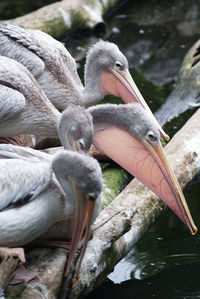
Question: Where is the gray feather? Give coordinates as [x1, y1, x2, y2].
[0, 85, 25, 118]
[0, 158, 52, 211]
[0, 24, 83, 109]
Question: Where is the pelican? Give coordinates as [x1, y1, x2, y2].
[0, 55, 94, 153]
[0, 23, 168, 141]
[18, 102, 197, 235]
[88, 103, 197, 235]
[0, 70, 196, 234]
[0, 97, 99, 278]
[0, 145, 102, 279]
[0, 101, 197, 278]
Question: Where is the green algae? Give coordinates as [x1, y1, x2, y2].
[102, 165, 129, 209]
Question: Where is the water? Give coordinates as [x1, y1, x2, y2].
[86, 262, 200, 298]
[86, 180, 200, 298]
[1, 0, 200, 297]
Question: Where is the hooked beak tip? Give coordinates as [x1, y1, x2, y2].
[191, 225, 198, 235]
[165, 134, 170, 142]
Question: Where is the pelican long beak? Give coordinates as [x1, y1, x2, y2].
[93, 127, 197, 234]
[143, 139, 197, 235]
[101, 68, 169, 142]
[75, 197, 96, 276]
[68, 133, 79, 152]
[65, 189, 96, 278]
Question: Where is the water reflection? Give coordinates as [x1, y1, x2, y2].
[108, 179, 200, 282]
[87, 262, 200, 299]
[86, 179, 200, 298]
[107, 0, 200, 86]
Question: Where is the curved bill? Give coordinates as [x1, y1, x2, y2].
[93, 126, 197, 235]
[65, 187, 96, 278]
[68, 132, 79, 152]
[101, 69, 169, 142]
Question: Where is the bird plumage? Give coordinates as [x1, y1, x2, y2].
[0, 145, 102, 248]
[0, 56, 59, 137]
[0, 55, 95, 154]
[0, 23, 168, 140]
[0, 24, 83, 109]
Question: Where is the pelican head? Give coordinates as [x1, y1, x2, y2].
[58, 105, 93, 153]
[89, 103, 197, 235]
[85, 40, 169, 141]
[52, 150, 102, 278]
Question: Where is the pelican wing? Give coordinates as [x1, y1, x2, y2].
[0, 158, 52, 211]
[0, 24, 45, 78]
[0, 84, 25, 118]
[0, 144, 51, 161]
[0, 24, 83, 88]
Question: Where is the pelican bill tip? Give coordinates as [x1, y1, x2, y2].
[165, 135, 170, 142]
[191, 225, 198, 235]
[162, 133, 170, 142]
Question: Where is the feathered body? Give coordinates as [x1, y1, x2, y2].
[0, 56, 59, 137]
[0, 24, 83, 109]
[0, 144, 102, 247]
[0, 24, 133, 109]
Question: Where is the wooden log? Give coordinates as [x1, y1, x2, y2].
[0, 256, 20, 297]
[4, 0, 121, 40]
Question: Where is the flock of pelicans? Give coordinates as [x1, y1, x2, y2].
[0, 23, 198, 283]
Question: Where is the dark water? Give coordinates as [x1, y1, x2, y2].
[1, 0, 200, 298]
[86, 179, 200, 298]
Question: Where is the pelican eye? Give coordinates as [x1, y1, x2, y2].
[146, 130, 158, 143]
[115, 61, 123, 70]
[88, 192, 97, 202]
[78, 138, 85, 151]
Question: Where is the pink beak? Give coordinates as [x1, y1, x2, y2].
[101, 68, 169, 142]
[93, 126, 197, 235]
[65, 190, 96, 278]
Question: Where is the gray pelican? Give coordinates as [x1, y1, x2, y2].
[88, 103, 197, 235]
[0, 23, 168, 141]
[18, 103, 197, 236]
[0, 55, 94, 152]
[0, 101, 197, 278]
[0, 145, 102, 279]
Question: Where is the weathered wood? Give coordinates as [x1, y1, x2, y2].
[6, 248, 67, 298]
[4, 0, 120, 39]
[0, 256, 20, 296]
[155, 39, 200, 126]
